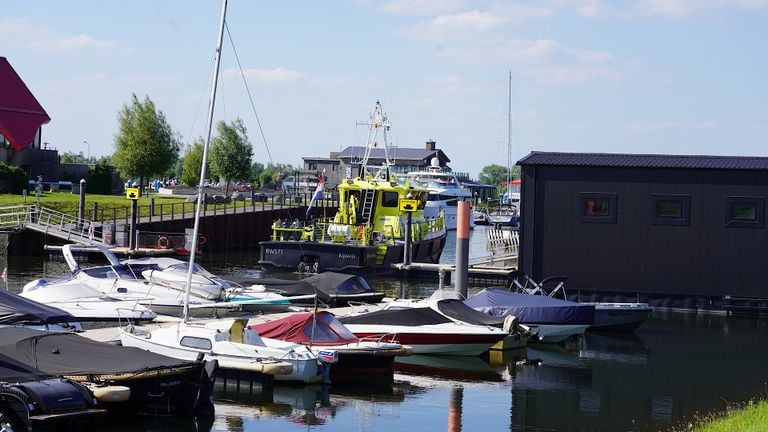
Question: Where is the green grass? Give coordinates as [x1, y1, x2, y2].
[669, 400, 768, 432]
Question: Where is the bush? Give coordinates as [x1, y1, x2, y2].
[86, 161, 115, 195]
[0, 162, 30, 194]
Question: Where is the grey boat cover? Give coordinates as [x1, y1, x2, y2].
[0, 327, 195, 376]
[464, 288, 595, 325]
[436, 299, 505, 327]
[0, 289, 78, 325]
[302, 272, 384, 304]
[339, 307, 453, 326]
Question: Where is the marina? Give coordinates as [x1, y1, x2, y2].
[2, 227, 768, 431]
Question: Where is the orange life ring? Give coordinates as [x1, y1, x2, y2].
[198, 235, 207, 245]
[157, 236, 170, 249]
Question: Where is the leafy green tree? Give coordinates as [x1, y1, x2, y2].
[0, 162, 29, 193]
[251, 161, 265, 187]
[85, 161, 115, 194]
[112, 94, 181, 190]
[181, 140, 205, 187]
[479, 164, 520, 197]
[210, 119, 253, 195]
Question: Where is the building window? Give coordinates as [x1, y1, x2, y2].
[579, 192, 617, 223]
[725, 196, 764, 228]
[332, 164, 339, 171]
[652, 194, 690, 226]
[308, 162, 317, 171]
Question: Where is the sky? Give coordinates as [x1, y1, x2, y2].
[3, 0, 768, 179]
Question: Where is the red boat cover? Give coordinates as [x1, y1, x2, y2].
[0, 57, 51, 151]
[250, 311, 359, 346]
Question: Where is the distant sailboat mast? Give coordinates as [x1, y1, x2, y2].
[183, 0, 228, 322]
[506, 69, 513, 202]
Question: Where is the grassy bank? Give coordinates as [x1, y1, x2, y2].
[0, 191, 187, 216]
[671, 400, 768, 432]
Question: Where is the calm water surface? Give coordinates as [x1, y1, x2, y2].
[1, 227, 767, 431]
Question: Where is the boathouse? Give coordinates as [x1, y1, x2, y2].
[517, 151, 768, 313]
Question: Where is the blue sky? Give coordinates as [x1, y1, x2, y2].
[3, 0, 767, 178]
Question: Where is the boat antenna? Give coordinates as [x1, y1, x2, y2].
[355, 100, 393, 179]
[183, 0, 228, 323]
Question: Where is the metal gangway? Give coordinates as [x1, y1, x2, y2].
[0, 205, 107, 245]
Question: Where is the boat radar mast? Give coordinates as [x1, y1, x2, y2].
[355, 100, 394, 180]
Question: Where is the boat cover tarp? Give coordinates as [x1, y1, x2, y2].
[0, 352, 52, 383]
[436, 299, 505, 327]
[0, 289, 78, 325]
[250, 311, 359, 346]
[0, 327, 195, 376]
[464, 288, 595, 325]
[339, 307, 453, 326]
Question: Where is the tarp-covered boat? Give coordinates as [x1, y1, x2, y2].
[0, 289, 82, 331]
[464, 288, 595, 343]
[0, 327, 215, 415]
[251, 311, 410, 380]
[338, 307, 508, 356]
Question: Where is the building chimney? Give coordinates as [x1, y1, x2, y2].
[425, 140, 436, 151]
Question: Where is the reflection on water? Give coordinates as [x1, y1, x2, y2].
[3, 239, 768, 431]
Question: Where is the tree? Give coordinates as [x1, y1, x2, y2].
[210, 118, 253, 195]
[181, 140, 205, 187]
[479, 164, 520, 197]
[112, 94, 181, 190]
[85, 161, 115, 194]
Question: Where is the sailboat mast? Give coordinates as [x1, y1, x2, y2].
[183, 0, 228, 322]
[506, 70, 513, 198]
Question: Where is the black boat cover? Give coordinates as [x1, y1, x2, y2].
[0, 327, 195, 376]
[436, 299, 506, 327]
[0, 352, 52, 383]
[339, 307, 453, 326]
[303, 272, 383, 301]
[0, 289, 78, 325]
[464, 288, 595, 325]
[235, 277, 327, 300]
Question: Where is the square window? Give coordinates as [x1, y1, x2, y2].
[725, 196, 764, 228]
[652, 194, 690, 226]
[579, 193, 617, 223]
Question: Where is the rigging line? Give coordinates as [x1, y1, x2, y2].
[187, 57, 217, 148]
[224, 21, 274, 165]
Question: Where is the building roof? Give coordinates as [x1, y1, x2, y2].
[0, 57, 51, 151]
[338, 146, 449, 163]
[518, 151, 768, 171]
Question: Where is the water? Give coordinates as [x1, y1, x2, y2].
[2, 229, 768, 431]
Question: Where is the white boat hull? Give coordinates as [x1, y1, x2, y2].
[529, 324, 590, 344]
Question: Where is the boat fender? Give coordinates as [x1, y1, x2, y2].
[503, 315, 520, 333]
[157, 236, 170, 249]
[357, 225, 365, 240]
[91, 385, 131, 403]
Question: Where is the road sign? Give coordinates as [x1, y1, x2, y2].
[125, 188, 140, 200]
[399, 198, 419, 212]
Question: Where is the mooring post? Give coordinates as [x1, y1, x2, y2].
[78, 178, 86, 229]
[455, 202, 470, 298]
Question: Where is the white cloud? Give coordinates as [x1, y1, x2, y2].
[225, 67, 307, 83]
[0, 18, 121, 52]
[524, 66, 623, 84]
[623, 120, 720, 131]
[377, 0, 468, 15]
[397, 10, 504, 41]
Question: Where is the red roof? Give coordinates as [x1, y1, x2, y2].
[0, 57, 51, 151]
[250, 311, 359, 346]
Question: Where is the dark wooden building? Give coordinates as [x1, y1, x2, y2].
[518, 152, 768, 312]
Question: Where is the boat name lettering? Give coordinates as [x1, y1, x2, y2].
[338, 253, 357, 260]
[265, 248, 283, 255]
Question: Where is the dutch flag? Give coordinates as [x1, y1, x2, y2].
[306, 170, 326, 219]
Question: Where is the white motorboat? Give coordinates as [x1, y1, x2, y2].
[59, 244, 291, 317]
[401, 158, 474, 230]
[21, 277, 157, 322]
[120, 319, 330, 383]
[250, 311, 412, 380]
[338, 306, 509, 356]
[585, 302, 652, 331]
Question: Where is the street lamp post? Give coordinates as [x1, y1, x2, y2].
[83, 140, 90, 161]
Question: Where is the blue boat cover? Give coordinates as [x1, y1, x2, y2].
[464, 288, 595, 325]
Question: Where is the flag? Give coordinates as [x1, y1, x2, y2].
[1, 267, 6, 283]
[305, 171, 326, 219]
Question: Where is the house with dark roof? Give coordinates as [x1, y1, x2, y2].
[0, 57, 62, 179]
[303, 140, 450, 187]
[518, 151, 768, 313]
